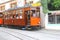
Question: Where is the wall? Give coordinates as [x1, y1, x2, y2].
[40, 6, 45, 27]
[17, 0, 25, 7]
[45, 12, 60, 30]
[0, 0, 41, 11]
[0, 0, 9, 4]
[5, 3, 10, 10]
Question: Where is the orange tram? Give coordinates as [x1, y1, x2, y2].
[0, 6, 41, 30]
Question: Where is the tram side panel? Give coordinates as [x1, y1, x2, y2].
[3, 12, 9, 26]
[0, 13, 3, 26]
[4, 11, 13, 25]
[8, 10, 15, 25]
[13, 8, 26, 26]
[30, 17, 41, 26]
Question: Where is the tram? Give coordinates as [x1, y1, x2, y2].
[1, 6, 41, 30]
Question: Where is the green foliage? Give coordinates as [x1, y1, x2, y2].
[48, 0, 60, 10]
[47, 0, 51, 3]
[52, 0, 60, 9]
[41, 0, 48, 13]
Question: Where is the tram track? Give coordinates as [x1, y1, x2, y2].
[0, 30, 23, 40]
[11, 29, 60, 39]
[4, 27, 60, 40]
[0, 27, 39, 40]
[32, 30, 60, 39]
[0, 29, 23, 40]
[0, 27, 60, 40]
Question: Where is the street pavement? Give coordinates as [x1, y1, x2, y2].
[0, 27, 60, 40]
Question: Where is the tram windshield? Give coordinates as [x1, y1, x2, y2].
[31, 7, 40, 17]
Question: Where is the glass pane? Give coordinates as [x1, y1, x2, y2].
[48, 13, 55, 24]
[57, 15, 60, 24]
[20, 10, 23, 15]
[36, 7, 40, 17]
[0, 13, 3, 18]
[31, 10, 37, 17]
[31, 7, 40, 17]
[36, 11, 40, 17]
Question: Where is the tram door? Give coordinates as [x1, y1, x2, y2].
[25, 11, 30, 25]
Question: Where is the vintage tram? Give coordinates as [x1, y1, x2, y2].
[1, 6, 41, 30]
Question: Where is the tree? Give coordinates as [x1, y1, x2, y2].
[48, 0, 60, 10]
[41, 0, 48, 13]
[52, 0, 60, 9]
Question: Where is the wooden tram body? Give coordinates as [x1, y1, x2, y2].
[1, 6, 41, 29]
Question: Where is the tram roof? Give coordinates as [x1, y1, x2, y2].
[2, 6, 30, 12]
[2, 5, 40, 12]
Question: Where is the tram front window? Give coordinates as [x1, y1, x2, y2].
[31, 10, 40, 17]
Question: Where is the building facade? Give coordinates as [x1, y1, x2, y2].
[0, 0, 25, 12]
[0, 0, 41, 11]
[44, 0, 60, 30]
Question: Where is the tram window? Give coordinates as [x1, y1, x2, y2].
[16, 14, 18, 17]
[9, 11, 14, 19]
[0, 13, 3, 18]
[20, 10, 23, 15]
[31, 10, 36, 17]
[20, 10, 23, 13]
[7, 12, 12, 19]
[16, 10, 23, 19]
[16, 14, 19, 19]
[17, 10, 23, 15]
[9, 14, 13, 19]
[5, 15, 8, 19]
[31, 10, 40, 17]
[19, 10, 23, 19]
[4, 12, 9, 19]
[36, 7, 40, 17]
[36, 10, 40, 17]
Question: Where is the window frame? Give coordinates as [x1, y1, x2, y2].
[10, 2, 17, 8]
[0, 5, 5, 11]
[48, 13, 60, 24]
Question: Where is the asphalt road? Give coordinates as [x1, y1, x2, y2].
[0, 27, 60, 40]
